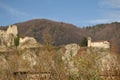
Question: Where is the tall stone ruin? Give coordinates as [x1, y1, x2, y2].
[0, 25, 18, 47]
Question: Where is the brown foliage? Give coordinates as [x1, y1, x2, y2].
[1, 19, 120, 49]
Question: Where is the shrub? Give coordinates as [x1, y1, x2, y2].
[80, 37, 88, 47]
[14, 35, 20, 47]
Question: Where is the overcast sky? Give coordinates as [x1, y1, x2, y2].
[0, 0, 120, 27]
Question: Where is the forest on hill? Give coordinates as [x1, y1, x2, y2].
[0, 19, 120, 52]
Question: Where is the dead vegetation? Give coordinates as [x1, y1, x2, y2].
[0, 31, 119, 80]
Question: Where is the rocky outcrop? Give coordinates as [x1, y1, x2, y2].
[99, 53, 119, 71]
[0, 55, 8, 70]
[19, 37, 40, 49]
[20, 37, 37, 43]
[62, 43, 80, 75]
[19, 49, 37, 71]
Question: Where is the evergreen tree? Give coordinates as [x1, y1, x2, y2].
[80, 37, 88, 47]
[14, 35, 19, 47]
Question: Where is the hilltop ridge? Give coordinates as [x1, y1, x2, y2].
[15, 19, 84, 46]
[0, 19, 120, 52]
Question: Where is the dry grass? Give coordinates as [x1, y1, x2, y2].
[0, 46, 119, 80]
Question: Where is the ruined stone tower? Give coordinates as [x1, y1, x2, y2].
[7, 25, 18, 36]
[0, 25, 18, 47]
